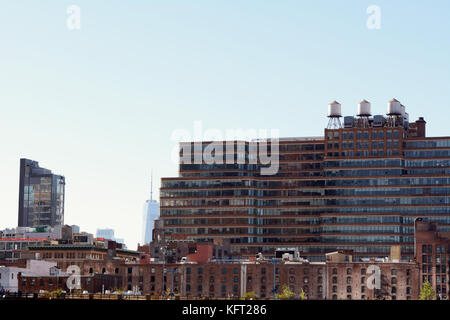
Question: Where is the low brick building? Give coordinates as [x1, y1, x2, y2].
[123, 250, 419, 299]
[415, 218, 450, 299]
[325, 251, 419, 300]
[17, 273, 123, 294]
[26, 241, 141, 277]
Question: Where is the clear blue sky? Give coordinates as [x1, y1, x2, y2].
[1, 1, 450, 249]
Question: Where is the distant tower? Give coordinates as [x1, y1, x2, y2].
[142, 172, 159, 244]
[327, 101, 342, 129]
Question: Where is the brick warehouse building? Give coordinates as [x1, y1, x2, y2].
[14, 221, 446, 299]
[18, 273, 122, 294]
[124, 250, 419, 300]
[15, 231, 433, 299]
[15, 250, 419, 299]
[325, 251, 419, 300]
[415, 218, 449, 298]
[159, 99, 450, 261]
[25, 242, 141, 276]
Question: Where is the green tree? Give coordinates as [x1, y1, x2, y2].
[50, 289, 63, 298]
[276, 284, 296, 300]
[299, 289, 307, 300]
[419, 280, 436, 300]
[242, 291, 256, 300]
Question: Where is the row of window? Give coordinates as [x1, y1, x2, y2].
[422, 244, 447, 254]
[162, 177, 450, 189]
[163, 196, 450, 207]
[328, 140, 400, 150]
[328, 130, 401, 140]
[162, 187, 450, 198]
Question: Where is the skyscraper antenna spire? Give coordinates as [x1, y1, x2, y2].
[150, 170, 153, 201]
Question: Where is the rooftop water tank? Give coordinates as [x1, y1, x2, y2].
[387, 98, 402, 115]
[328, 100, 342, 117]
[357, 99, 371, 116]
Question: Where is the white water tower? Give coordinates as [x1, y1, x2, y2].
[357, 99, 371, 128]
[387, 98, 402, 116]
[327, 100, 342, 129]
[387, 98, 403, 127]
[358, 99, 372, 117]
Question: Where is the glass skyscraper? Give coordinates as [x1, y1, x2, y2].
[18, 159, 65, 228]
[142, 199, 159, 244]
[142, 175, 159, 244]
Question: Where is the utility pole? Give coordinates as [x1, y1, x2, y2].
[167, 269, 177, 300]
[269, 258, 279, 300]
[160, 244, 167, 298]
